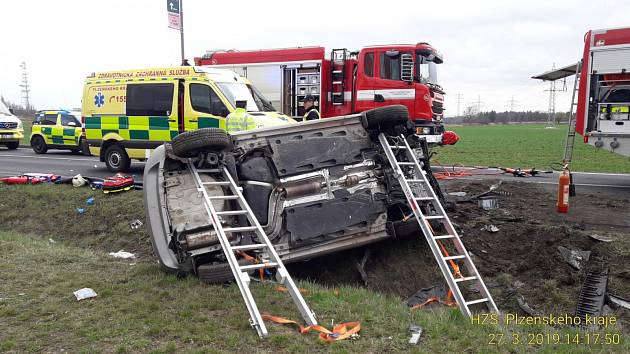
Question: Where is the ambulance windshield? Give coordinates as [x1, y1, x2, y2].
[217, 82, 276, 112]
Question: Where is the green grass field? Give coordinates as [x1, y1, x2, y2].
[0, 184, 627, 353]
[435, 124, 630, 173]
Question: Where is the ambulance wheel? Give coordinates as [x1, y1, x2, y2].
[104, 144, 131, 172]
[171, 128, 231, 158]
[6, 141, 19, 150]
[360, 105, 410, 129]
[31, 136, 47, 154]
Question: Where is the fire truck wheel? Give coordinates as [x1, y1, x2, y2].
[360, 105, 410, 130]
[171, 128, 232, 158]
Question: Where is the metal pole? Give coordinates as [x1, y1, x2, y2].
[179, 0, 185, 63]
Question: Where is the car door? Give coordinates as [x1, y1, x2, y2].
[40, 113, 59, 144]
[60, 113, 81, 146]
[372, 49, 415, 111]
[186, 82, 230, 131]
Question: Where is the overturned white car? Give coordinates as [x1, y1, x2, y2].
[143, 106, 445, 282]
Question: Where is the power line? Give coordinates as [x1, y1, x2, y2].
[19, 61, 31, 110]
[506, 96, 519, 111]
[456, 93, 463, 117]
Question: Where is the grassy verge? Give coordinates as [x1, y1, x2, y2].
[1, 184, 628, 352]
[1, 231, 626, 353]
[436, 124, 630, 173]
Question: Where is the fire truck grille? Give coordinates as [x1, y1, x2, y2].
[432, 101, 444, 114]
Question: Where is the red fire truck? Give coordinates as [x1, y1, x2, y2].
[194, 44, 447, 143]
[534, 26, 630, 160]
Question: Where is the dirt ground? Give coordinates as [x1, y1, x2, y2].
[290, 179, 630, 331]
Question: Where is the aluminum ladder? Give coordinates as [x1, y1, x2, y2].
[378, 133, 498, 317]
[563, 61, 582, 163]
[188, 161, 317, 337]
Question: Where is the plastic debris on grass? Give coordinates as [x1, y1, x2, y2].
[73, 288, 97, 301]
[109, 250, 136, 259]
[130, 219, 143, 230]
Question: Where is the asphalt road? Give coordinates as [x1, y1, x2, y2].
[1, 147, 629, 198]
[0, 147, 145, 181]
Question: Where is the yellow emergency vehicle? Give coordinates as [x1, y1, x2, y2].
[30, 110, 86, 154]
[82, 66, 294, 172]
[0, 101, 23, 150]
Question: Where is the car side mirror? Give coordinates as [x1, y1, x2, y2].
[401, 53, 414, 83]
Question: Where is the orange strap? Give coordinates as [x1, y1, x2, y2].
[275, 285, 308, 295]
[262, 314, 360, 342]
[236, 250, 265, 280]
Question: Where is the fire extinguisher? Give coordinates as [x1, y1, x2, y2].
[557, 167, 570, 213]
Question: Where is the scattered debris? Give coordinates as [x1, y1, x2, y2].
[408, 324, 423, 345]
[109, 250, 136, 259]
[576, 257, 608, 323]
[86, 197, 95, 206]
[72, 174, 87, 187]
[478, 196, 499, 210]
[607, 294, 630, 310]
[516, 294, 538, 316]
[103, 173, 135, 194]
[73, 288, 98, 301]
[76, 208, 86, 215]
[130, 219, 143, 230]
[48, 238, 55, 243]
[447, 191, 467, 197]
[481, 224, 499, 233]
[407, 285, 449, 308]
[18, 293, 25, 296]
[589, 234, 615, 243]
[557, 246, 591, 270]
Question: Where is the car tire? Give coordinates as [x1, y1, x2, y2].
[171, 128, 231, 158]
[6, 141, 19, 150]
[30, 135, 47, 154]
[360, 105, 410, 130]
[104, 144, 131, 172]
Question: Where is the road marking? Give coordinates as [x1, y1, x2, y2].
[572, 171, 630, 177]
[0, 154, 97, 162]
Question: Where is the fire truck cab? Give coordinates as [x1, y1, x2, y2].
[195, 44, 446, 143]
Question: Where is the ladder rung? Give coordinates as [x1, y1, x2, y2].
[332, 70, 343, 73]
[465, 298, 489, 306]
[332, 92, 343, 96]
[415, 197, 434, 201]
[407, 179, 426, 183]
[207, 195, 239, 200]
[232, 244, 268, 251]
[433, 235, 455, 240]
[215, 210, 249, 216]
[332, 81, 343, 84]
[332, 103, 344, 105]
[398, 162, 416, 166]
[455, 276, 478, 283]
[223, 226, 258, 233]
[443, 255, 466, 260]
[389, 145, 408, 150]
[203, 181, 230, 186]
[425, 215, 445, 220]
[196, 169, 220, 173]
[240, 262, 278, 271]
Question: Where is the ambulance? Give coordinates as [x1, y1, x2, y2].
[0, 100, 23, 150]
[82, 66, 294, 172]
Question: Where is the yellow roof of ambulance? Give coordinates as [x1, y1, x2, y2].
[86, 66, 248, 84]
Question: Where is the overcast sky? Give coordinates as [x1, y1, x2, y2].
[1, 0, 628, 116]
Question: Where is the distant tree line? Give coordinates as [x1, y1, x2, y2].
[445, 111, 570, 125]
[0, 97, 36, 117]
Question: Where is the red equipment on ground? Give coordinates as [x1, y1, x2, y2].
[557, 169, 570, 213]
[102, 173, 135, 194]
[195, 44, 454, 144]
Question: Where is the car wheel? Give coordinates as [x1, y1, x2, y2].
[171, 128, 231, 158]
[6, 141, 19, 150]
[30, 136, 47, 154]
[104, 144, 131, 172]
[360, 105, 410, 129]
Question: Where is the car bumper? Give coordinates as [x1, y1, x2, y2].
[413, 120, 443, 144]
[0, 130, 24, 142]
